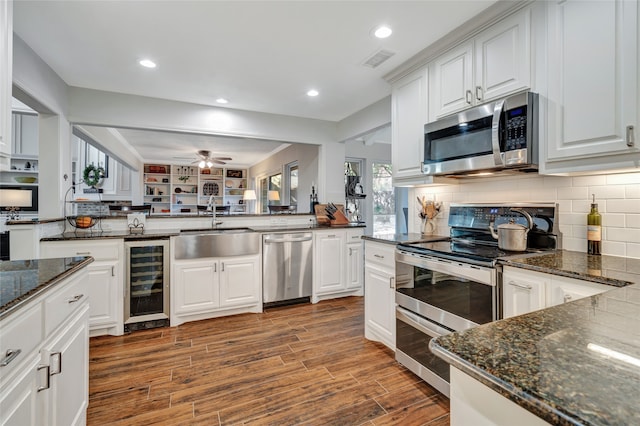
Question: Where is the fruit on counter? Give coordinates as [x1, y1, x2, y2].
[75, 216, 92, 228]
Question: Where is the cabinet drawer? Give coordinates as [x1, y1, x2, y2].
[0, 302, 42, 379]
[365, 242, 396, 269]
[41, 240, 120, 261]
[43, 272, 88, 336]
[346, 229, 364, 242]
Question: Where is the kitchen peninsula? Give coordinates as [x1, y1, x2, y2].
[431, 253, 640, 426]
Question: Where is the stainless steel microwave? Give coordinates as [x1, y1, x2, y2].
[422, 91, 539, 176]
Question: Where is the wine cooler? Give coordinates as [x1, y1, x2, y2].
[124, 238, 170, 332]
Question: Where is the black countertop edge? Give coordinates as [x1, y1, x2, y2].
[428, 342, 583, 426]
[6, 218, 65, 225]
[362, 233, 450, 245]
[40, 224, 366, 241]
[0, 256, 94, 320]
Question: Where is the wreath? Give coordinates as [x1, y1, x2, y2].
[82, 164, 105, 187]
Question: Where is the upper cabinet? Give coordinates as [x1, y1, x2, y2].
[543, 0, 639, 173]
[11, 112, 39, 157]
[391, 68, 428, 184]
[0, 0, 13, 168]
[429, 8, 531, 121]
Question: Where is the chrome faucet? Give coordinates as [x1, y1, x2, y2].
[207, 196, 221, 228]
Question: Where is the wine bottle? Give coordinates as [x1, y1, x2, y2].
[587, 194, 601, 255]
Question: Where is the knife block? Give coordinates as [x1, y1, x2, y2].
[314, 204, 350, 226]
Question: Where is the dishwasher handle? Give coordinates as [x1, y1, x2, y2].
[264, 235, 313, 244]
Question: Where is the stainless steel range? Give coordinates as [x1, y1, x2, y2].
[394, 203, 560, 397]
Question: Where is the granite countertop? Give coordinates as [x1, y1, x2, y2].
[502, 250, 640, 287]
[362, 233, 450, 245]
[431, 251, 640, 425]
[1, 256, 94, 319]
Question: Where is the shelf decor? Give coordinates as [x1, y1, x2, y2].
[226, 169, 243, 178]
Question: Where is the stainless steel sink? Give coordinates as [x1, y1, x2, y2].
[175, 229, 259, 259]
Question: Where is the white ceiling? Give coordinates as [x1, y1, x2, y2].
[12, 1, 497, 164]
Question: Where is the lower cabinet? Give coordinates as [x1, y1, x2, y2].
[502, 266, 611, 318]
[40, 240, 123, 336]
[312, 228, 364, 303]
[0, 267, 90, 426]
[363, 240, 397, 350]
[172, 254, 261, 326]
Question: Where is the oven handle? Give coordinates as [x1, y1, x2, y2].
[396, 306, 452, 338]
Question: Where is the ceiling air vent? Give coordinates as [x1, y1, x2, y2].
[362, 49, 395, 69]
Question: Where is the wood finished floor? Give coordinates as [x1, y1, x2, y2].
[88, 297, 450, 425]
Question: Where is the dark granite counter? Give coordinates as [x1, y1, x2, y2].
[502, 250, 640, 287]
[362, 233, 449, 245]
[1, 256, 94, 319]
[431, 251, 640, 425]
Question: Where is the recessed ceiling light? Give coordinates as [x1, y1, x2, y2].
[307, 89, 319, 97]
[139, 59, 156, 68]
[216, 98, 229, 104]
[373, 26, 392, 39]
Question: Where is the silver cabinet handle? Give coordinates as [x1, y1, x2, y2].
[67, 294, 84, 303]
[37, 364, 50, 392]
[328, 234, 336, 238]
[221, 263, 225, 272]
[465, 90, 472, 104]
[214, 263, 217, 273]
[627, 125, 635, 147]
[351, 235, 361, 239]
[389, 276, 395, 289]
[50, 352, 62, 375]
[76, 251, 91, 255]
[0, 349, 22, 367]
[111, 266, 115, 277]
[349, 248, 352, 256]
[373, 254, 384, 259]
[508, 281, 532, 290]
[475, 86, 483, 101]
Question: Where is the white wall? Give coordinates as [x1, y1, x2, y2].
[337, 96, 391, 143]
[411, 172, 640, 258]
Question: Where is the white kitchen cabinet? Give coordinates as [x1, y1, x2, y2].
[430, 8, 531, 120]
[312, 228, 364, 303]
[40, 240, 124, 336]
[0, 0, 12, 167]
[11, 112, 39, 157]
[172, 254, 261, 326]
[502, 267, 548, 318]
[391, 68, 428, 184]
[502, 266, 612, 318]
[219, 255, 261, 307]
[346, 230, 363, 290]
[548, 275, 610, 307]
[364, 240, 397, 350]
[42, 305, 90, 426]
[0, 267, 90, 426]
[544, 0, 639, 173]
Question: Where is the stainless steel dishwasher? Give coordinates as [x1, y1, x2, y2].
[262, 232, 313, 307]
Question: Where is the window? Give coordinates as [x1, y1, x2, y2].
[285, 162, 298, 206]
[259, 172, 282, 213]
[372, 162, 395, 234]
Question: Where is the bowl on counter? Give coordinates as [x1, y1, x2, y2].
[14, 176, 37, 184]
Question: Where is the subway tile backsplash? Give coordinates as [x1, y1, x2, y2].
[412, 171, 640, 259]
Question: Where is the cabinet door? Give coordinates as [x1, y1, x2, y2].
[0, 0, 11, 160]
[314, 232, 346, 294]
[87, 261, 120, 329]
[0, 355, 41, 426]
[364, 263, 395, 349]
[174, 260, 219, 314]
[346, 242, 363, 290]
[430, 42, 473, 119]
[17, 114, 38, 157]
[502, 269, 547, 318]
[219, 255, 260, 308]
[392, 69, 427, 180]
[474, 8, 530, 103]
[43, 306, 89, 426]
[549, 276, 610, 306]
[546, 0, 638, 163]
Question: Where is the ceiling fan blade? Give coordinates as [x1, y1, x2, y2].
[212, 159, 227, 165]
[214, 157, 232, 161]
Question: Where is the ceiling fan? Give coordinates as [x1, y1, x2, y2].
[175, 150, 232, 167]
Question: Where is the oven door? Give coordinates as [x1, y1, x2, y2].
[395, 250, 498, 331]
[396, 305, 452, 397]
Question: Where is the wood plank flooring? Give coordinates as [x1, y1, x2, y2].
[88, 297, 450, 425]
